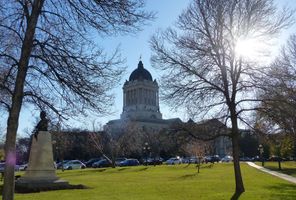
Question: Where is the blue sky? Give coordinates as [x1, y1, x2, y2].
[1, 0, 296, 137]
[11, 0, 191, 135]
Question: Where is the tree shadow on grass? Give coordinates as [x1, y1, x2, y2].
[201, 164, 214, 169]
[278, 169, 296, 177]
[135, 167, 148, 172]
[183, 164, 191, 168]
[264, 183, 296, 200]
[182, 163, 214, 169]
[176, 173, 198, 180]
[117, 167, 129, 171]
[94, 168, 107, 173]
[265, 167, 296, 177]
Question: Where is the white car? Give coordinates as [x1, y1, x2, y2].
[221, 155, 233, 162]
[19, 164, 28, 171]
[165, 157, 182, 165]
[63, 160, 86, 170]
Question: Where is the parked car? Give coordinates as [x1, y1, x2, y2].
[63, 160, 86, 170]
[0, 162, 22, 171]
[204, 155, 220, 163]
[14, 164, 20, 171]
[56, 160, 70, 169]
[239, 157, 252, 161]
[92, 159, 112, 168]
[85, 158, 102, 168]
[165, 157, 182, 165]
[118, 159, 140, 167]
[143, 158, 163, 165]
[181, 157, 190, 164]
[189, 157, 200, 164]
[251, 156, 260, 162]
[221, 155, 233, 162]
[115, 158, 127, 166]
[19, 163, 28, 171]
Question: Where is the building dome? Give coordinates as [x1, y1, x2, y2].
[129, 61, 153, 81]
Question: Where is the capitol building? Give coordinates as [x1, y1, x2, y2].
[104, 60, 181, 134]
[104, 60, 231, 157]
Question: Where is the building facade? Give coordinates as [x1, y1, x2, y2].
[104, 61, 180, 136]
[121, 61, 162, 120]
[104, 60, 231, 158]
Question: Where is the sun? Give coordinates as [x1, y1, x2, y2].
[235, 37, 268, 61]
[235, 38, 257, 59]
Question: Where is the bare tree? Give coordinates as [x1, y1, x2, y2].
[257, 34, 296, 157]
[89, 132, 113, 166]
[116, 122, 144, 158]
[88, 120, 113, 165]
[0, 69, 11, 111]
[184, 140, 211, 173]
[150, 0, 292, 197]
[0, 1, 154, 199]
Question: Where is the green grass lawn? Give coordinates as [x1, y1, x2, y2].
[256, 161, 296, 177]
[3, 163, 296, 200]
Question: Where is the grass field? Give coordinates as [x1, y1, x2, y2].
[2, 163, 296, 200]
[256, 161, 296, 177]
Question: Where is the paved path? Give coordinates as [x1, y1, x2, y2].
[246, 162, 296, 184]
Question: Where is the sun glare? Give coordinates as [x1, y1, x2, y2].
[235, 38, 259, 59]
[234, 36, 273, 64]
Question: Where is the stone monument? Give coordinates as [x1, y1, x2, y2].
[16, 111, 69, 191]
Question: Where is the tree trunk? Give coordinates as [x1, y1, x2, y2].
[230, 106, 245, 197]
[293, 136, 296, 160]
[278, 159, 282, 170]
[2, 1, 44, 199]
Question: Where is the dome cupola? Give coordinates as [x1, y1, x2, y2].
[129, 61, 153, 81]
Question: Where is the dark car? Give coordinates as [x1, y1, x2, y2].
[85, 158, 101, 168]
[143, 158, 163, 165]
[115, 158, 127, 166]
[92, 159, 112, 168]
[119, 159, 140, 167]
[239, 157, 252, 161]
[211, 155, 220, 162]
[189, 157, 199, 164]
[205, 155, 220, 163]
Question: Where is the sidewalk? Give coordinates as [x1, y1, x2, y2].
[246, 162, 296, 184]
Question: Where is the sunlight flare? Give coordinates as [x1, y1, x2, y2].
[235, 37, 268, 61]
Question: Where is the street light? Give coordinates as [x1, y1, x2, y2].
[258, 144, 264, 167]
[143, 142, 150, 166]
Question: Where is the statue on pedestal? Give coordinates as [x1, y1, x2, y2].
[16, 110, 71, 192]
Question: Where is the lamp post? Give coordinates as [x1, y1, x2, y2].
[143, 142, 150, 166]
[258, 144, 264, 167]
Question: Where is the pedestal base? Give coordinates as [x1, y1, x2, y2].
[20, 131, 57, 181]
[15, 179, 87, 193]
[15, 179, 68, 192]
